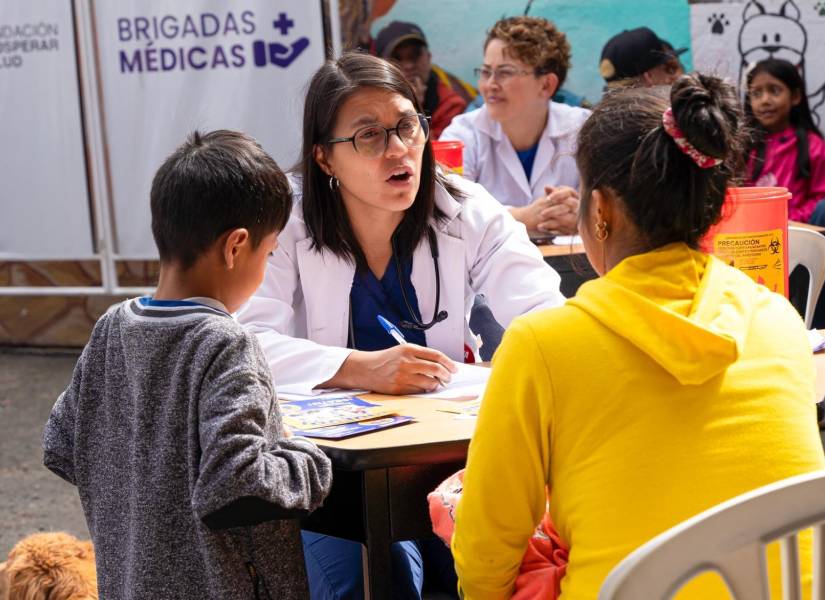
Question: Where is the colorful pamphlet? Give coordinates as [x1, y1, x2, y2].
[280, 396, 395, 430]
[436, 398, 482, 418]
[293, 415, 415, 440]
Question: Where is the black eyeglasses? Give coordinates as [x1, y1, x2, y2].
[327, 114, 430, 158]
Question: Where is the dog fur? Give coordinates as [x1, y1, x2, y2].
[0, 532, 97, 600]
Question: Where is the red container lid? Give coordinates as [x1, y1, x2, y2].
[431, 140, 464, 169]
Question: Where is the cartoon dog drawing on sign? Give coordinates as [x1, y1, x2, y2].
[738, 0, 806, 69]
[737, 0, 825, 121]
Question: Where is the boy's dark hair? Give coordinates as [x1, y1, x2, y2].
[576, 73, 744, 249]
[300, 51, 456, 268]
[150, 130, 291, 269]
[745, 58, 822, 182]
[485, 16, 571, 89]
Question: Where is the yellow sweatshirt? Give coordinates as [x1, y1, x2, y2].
[453, 243, 825, 599]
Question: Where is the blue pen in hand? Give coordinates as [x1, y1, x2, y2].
[377, 314, 407, 345]
[377, 314, 447, 386]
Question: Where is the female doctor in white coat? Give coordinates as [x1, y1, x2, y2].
[237, 51, 564, 600]
[441, 16, 590, 235]
[239, 52, 563, 398]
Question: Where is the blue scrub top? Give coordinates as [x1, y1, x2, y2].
[348, 256, 427, 351]
[516, 143, 539, 180]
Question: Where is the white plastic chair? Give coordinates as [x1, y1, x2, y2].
[789, 226, 825, 328]
[598, 470, 825, 600]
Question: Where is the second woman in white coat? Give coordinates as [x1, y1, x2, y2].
[238, 52, 564, 398]
[441, 16, 590, 235]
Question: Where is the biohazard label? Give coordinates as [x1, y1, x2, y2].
[713, 229, 784, 295]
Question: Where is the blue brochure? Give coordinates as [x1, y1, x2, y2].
[292, 415, 415, 440]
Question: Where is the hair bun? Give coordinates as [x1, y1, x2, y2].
[669, 73, 742, 163]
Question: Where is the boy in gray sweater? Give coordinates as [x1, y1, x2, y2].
[43, 130, 332, 600]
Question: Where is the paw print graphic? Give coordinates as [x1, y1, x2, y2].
[817, 1, 825, 16]
[708, 13, 731, 35]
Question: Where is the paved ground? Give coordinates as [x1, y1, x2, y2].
[0, 348, 88, 557]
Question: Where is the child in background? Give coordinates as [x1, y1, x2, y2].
[43, 130, 332, 600]
[745, 58, 825, 224]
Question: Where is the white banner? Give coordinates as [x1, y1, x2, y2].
[93, 0, 327, 257]
[690, 0, 825, 125]
[0, 1, 94, 258]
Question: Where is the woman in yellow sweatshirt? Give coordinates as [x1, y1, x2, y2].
[452, 73, 825, 599]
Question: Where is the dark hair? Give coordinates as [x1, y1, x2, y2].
[300, 51, 453, 266]
[150, 130, 291, 269]
[745, 58, 822, 181]
[484, 16, 571, 88]
[576, 73, 744, 249]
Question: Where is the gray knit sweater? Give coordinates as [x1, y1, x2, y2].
[43, 297, 332, 599]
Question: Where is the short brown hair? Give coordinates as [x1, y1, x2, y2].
[484, 16, 572, 88]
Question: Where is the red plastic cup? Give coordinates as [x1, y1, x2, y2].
[701, 187, 790, 297]
[432, 140, 464, 175]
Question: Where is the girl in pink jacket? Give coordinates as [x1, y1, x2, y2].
[745, 58, 825, 224]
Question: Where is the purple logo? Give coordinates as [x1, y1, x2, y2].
[252, 12, 309, 68]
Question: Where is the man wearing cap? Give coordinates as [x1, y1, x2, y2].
[376, 21, 478, 138]
[600, 27, 686, 88]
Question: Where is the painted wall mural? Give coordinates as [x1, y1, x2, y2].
[338, 0, 397, 51]
[363, 0, 692, 105]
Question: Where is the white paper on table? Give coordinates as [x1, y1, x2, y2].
[409, 363, 491, 399]
[277, 388, 369, 402]
[808, 329, 825, 353]
[551, 235, 582, 246]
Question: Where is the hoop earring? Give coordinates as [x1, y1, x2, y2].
[328, 176, 339, 191]
[595, 220, 609, 242]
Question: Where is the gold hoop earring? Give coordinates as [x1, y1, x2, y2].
[595, 220, 609, 242]
[328, 176, 340, 191]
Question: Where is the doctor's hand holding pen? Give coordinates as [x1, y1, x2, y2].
[322, 315, 458, 395]
[321, 344, 457, 395]
[511, 185, 579, 235]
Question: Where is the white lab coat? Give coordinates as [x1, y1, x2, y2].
[440, 100, 591, 207]
[236, 174, 565, 395]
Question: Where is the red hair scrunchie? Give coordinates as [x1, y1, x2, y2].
[662, 107, 723, 169]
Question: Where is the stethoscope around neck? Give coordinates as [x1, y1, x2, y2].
[393, 225, 448, 331]
[348, 225, 448, 349]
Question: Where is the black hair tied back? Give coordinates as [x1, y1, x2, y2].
[576, 73, 744, 251]
[669, 73, 740, 167]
